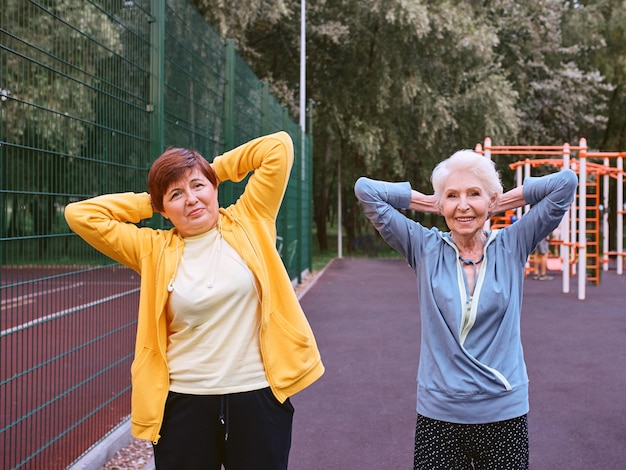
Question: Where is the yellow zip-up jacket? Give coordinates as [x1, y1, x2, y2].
[64, 131, 324, 443]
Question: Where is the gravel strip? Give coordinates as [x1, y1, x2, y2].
[102, 438, 154, 470]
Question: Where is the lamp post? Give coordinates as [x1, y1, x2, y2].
[300, 0, 306, 136]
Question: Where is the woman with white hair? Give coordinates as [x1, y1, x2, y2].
[354, 150, 577, 469]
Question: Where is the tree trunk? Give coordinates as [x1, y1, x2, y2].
[314, 134, 334, 251]
[601, 84, 625, 150]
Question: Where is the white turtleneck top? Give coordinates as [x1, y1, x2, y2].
[166, 227, 269, 394]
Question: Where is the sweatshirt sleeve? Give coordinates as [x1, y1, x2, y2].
[354, 177, 416, 258]
[522, 169, 578, 210]
[513, 169, 578, 255]
[212, 131, 294, 221]
[354, 177, 412, 226]
[64, 192, 154, 271]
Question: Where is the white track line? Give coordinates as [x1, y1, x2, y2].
[1, 282, 84, 307]
[0, 288, 140, 337]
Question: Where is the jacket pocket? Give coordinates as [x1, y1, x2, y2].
[264, 310, 316, 387]
[130, 347, 169, 426]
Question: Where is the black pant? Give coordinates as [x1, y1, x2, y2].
[153, 387, 294, 470]
[414, 414, 529, 470]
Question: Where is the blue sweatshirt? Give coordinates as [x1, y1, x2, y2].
[354, 169, 577, 424]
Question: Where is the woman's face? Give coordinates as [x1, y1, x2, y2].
[159, 168, 219, 237]
[439, 171, 495, 238]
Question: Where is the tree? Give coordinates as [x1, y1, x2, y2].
[489, 0, 611, 146]
[562, 0, 626, 150]
[190, 0, 617, 252]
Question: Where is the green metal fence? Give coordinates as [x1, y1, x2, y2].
[0, 1, 312, 468]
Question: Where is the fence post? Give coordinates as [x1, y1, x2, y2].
[147, 0, 165, 229]
[224, 39, 236, 150]
[221, 39, 236, 205]
[261, 82, 270, 135]
[281, 108, 291, 277]
[295, 116, 303, 282]
[306, 98, 314, 274]
[149, 0, 165, 160]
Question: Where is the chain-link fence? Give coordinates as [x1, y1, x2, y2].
[0, 1, 312, 468]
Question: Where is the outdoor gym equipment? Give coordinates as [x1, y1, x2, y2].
[475, 137, 626, 300]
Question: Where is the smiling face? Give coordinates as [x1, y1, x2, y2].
[158, 168, 219, 238]
[440, 171, 496, 239]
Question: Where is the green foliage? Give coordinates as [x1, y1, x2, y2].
[2, 1, 124, 158]
[562, 0, 626, 149]
[190, 0, 619, 251]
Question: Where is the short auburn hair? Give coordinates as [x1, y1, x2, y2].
[148, 147, 218, 212]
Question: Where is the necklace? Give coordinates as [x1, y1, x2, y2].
[451, 231, 486, 264]
[458, 253, 484, 265]
[459, 253, 484, 287]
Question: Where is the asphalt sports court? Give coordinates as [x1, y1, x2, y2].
[289, 257, 626, 470]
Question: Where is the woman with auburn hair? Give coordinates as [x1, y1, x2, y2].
[65, 132, 324, 470]
[355, 150, 577, 469]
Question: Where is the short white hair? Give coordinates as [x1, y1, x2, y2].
[431, 150, 503, 204]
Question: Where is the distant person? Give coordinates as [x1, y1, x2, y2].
[354, 150, 577, 469]
[65, 132, 324, 469]
[533, 236, 553, 280]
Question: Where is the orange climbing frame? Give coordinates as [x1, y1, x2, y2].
[474, 138, 626, 300]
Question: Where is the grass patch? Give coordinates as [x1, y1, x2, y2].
[311, 225, 401, 273]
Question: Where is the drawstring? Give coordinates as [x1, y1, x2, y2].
[167, 238, 180, 292]
[168, 223, 222, 292]
[219, 395, 229, 441]
[207, 223, 222, 289]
